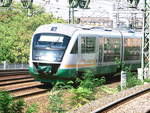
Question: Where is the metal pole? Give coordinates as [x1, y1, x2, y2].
[69, 7, 71, 24]
[121, 71, 126, 90]
[141, 0, 150, 79]
[72, 7, 74, 24]
[141, 0, 146, 79]
[148, 9, 150, 79]
[3, 61, 6, 70]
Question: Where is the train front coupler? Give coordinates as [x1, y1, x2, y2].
[37, 65, 52, 74]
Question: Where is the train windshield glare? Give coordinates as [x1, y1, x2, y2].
[32, 33, 70, 62]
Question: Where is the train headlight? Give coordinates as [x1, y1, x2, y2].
[39, 54, 56, 62]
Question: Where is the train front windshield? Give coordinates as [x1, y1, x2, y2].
[32, 33, 70, 62]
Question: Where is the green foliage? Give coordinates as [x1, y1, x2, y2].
[115, 58, 143, 89]
[0, 0, 12, 7]
[125, 67, 143, 88]
[48, 92, 65, 113]
[70, 87, 93, 108]
[126, 75, 143, 88]
[76, 70, 106, 90]
[0, 91, 25, 113]
[100, 86, 118, 94]
[0, 91, 13, 113]
[21, 0, 33, 9]
[52, 81, 74, 91]
[26, 103, 39, 113]
[70, 70, 105, 108]
[127, 0, 140, 5]
[115, 57, 125, 70]
[0, 3, 65, 63]
[144, 78, 150, 83]
[69, 0, 78, 8]
[117, 85, 121, 91]
[49, 70, 106, 110]
[10, 99, 25, 113]
[69, 0, 90, 8]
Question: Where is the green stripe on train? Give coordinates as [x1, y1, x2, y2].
[28, 63, 140, 82]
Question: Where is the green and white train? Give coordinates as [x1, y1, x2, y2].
[29, 23, 142, 83]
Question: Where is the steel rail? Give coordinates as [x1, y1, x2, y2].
[0, 76, 32, 82]
[0, 69, 50, 99]
[11, 84, 51, 99]
[0, 78, 34, 86]
[0, 69, 29, 76]
[0, 69, 28, 71]
[13, 89, 49, 99]
[7, 84, 43, 93]
[92, 87, 150, 113]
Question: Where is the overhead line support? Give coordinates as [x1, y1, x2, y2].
[141, 0, 150, 79]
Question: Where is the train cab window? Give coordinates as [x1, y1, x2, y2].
[71, 39, 78, 54]
[81, 37, 96, 53]
[103, 37, 121, 62]
[124, 38, 141, 60]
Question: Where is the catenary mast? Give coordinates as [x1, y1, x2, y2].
[141, 0, 150, 79]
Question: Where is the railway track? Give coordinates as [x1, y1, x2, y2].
[0, 69, 29, 76]
[0, 69, 50, 99]
[92, 87, 150, 113]
[0, 70, 120, 99]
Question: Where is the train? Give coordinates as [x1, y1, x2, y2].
[29, 23, 142, 83]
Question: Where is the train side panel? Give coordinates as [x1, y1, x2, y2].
[29, 24, 142, 84]
[57, 31, 98, 78]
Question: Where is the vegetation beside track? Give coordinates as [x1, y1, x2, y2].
[0, 3, 65, 63]
[0, 69, 149, 113]
[0, 91, 25, 113]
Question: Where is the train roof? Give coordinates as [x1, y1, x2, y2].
[34, 23, 142, 38]
[34, 23, 91, 37]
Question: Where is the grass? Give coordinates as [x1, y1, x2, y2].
[1, 67, 149, 113]
[26, 103, 39, 113]
[48, 91, 66, 113]
[0, 91, 25, 113]
[100, 86, 118, 95]
[144, 78, 150, 83]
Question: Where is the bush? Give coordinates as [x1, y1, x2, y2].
[115, 58, 143, 89]
[48, 92, 65, 113]
[0, 3, 65, 63]
[100, 86, 118, 94]
[11, 99, 25, 113]
[125, 67, 143, 88]
[48, 70, 106, 110]
[144, 78, 150, 83]
[70, 87, 94, 108]
[76, 70, 106, 90]
[0, 91, 25, 113]
[26, 103, 39, 113]
[0, 91, 13, 113]
[52, 81, 74, 91]
[70, 70, 105, 108]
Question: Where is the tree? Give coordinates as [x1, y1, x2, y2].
[69, 0, 90, 9]
[78, 0, 90, 9]
[127, 0, 140, 8]
[0, 0, 12, 7]
[69, 0, 78, 8]
[0, 4, 65, 63]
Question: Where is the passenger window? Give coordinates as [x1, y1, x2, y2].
[103, 37, 121, 62]
[81, 37, 96, 53]
[71, 39, 78, 54]
[124, 38, 141, 60]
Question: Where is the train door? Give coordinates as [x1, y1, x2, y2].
[77, 35, 97, 72]
[98, 37, 103, 65]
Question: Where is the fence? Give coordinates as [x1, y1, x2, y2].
[0, 62, 29, 70]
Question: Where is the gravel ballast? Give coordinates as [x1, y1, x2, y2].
[68, 83, 150, 113]
[107, 92, 150, 113]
